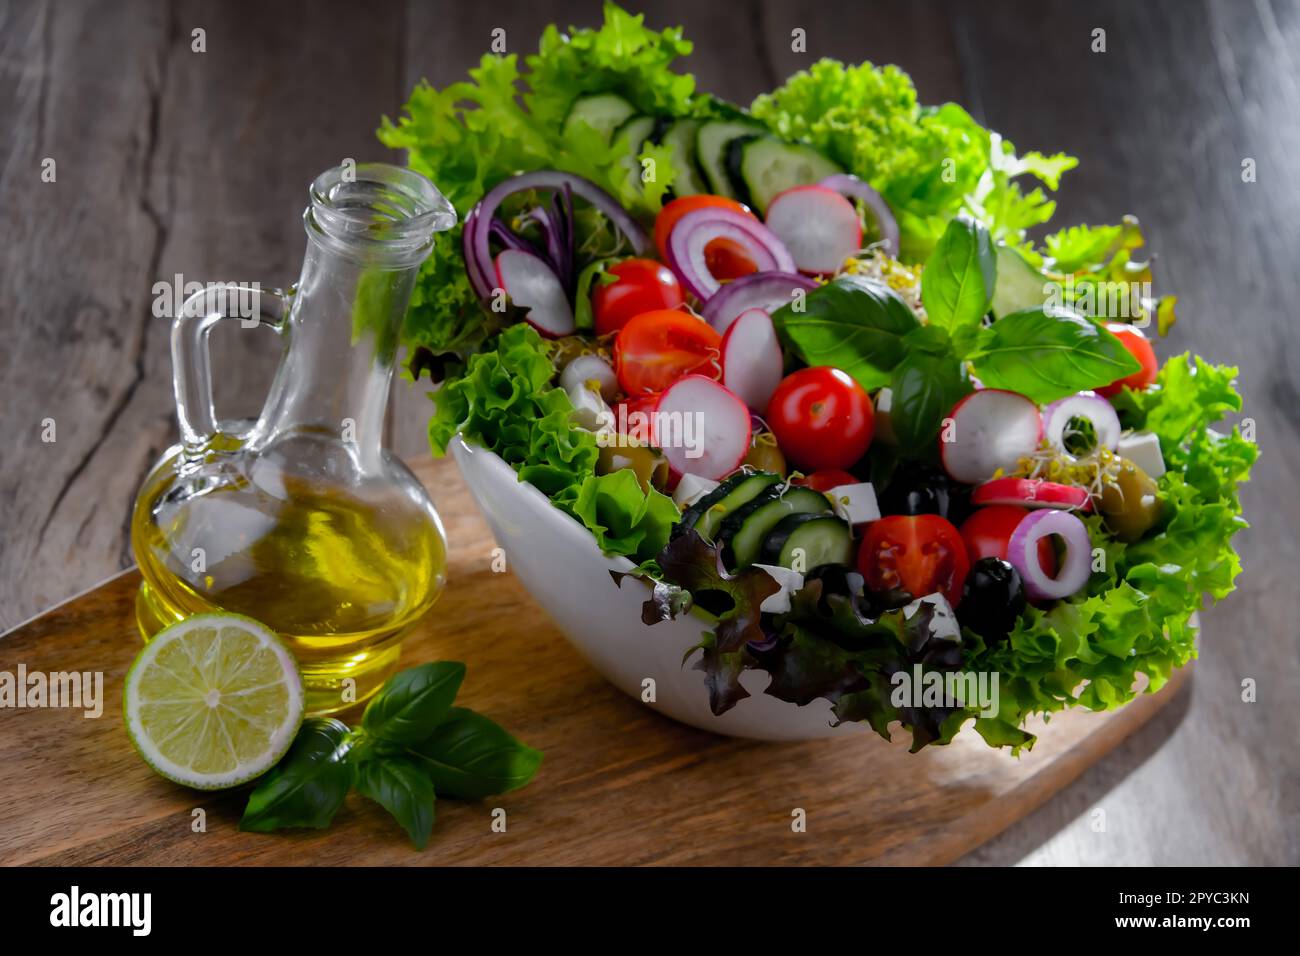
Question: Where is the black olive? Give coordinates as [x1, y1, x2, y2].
[880, 461, 953, 518]
[958, 557, 1026, 643]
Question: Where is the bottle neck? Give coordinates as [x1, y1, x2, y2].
[244, 163, 453, 474]
[250, 237, 418, 469]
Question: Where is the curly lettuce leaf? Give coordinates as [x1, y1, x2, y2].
[750, 60, 1075, 259]
[570, 468, 679, 564]
[429, 323, 679, 562]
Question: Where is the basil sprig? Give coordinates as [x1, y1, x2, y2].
[240, 662, 542, 849]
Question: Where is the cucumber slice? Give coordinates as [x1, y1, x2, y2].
[658, 119, 707, 196]
[760, 512, 854, 571]
[991, 243, 1049, 317]
[613, 115, 660, 191]
[696, 120, 766, 199]
[719, 485, 832, 569]
[733, 137, 844, 214]
[563, 93, 637, 143]
[681, 471, 782, 542]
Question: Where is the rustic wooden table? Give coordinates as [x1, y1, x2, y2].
[1, 0, 1296, 865]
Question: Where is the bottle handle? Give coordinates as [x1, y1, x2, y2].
[171, 283, 291, 456]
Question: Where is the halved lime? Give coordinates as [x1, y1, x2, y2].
[124, 613, 304, 790]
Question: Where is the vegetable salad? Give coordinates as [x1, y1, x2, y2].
[382, 3, 1255, 752]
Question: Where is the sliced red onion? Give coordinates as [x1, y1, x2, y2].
[1042, 391, 1121, 456]
[665, 208, 796, 302]
[467, 170, 650, 302]
[700, 271, 816, 333]
[818, 174, 900, 256]
[1006, 509, 1091, 602]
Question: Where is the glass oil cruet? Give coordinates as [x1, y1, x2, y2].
[131, 163, 457, 714]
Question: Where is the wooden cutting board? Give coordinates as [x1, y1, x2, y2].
[0, 457, 1189, 866]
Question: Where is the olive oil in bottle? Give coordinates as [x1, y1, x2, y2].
[131, 163, 457, 713]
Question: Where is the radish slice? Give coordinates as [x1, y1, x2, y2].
[1007, 509, 1092, 601]
[700, 270, 816, 333]
[764, 185, 862, 275]
[972, 477, 1092, 512]
[939, 389, 1042, 485]
[560, 353, 618, 401]
[653, 375, 751, 480]
[721, 308, 783, 411]
[665, 208, 796, 302]
[1042, 391, 1121, 456]
[495, 249, 574, 338]
[818, 174, 900, 256]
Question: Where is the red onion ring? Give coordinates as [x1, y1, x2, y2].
[1006, 509, 1091, 602]
[465, 170, 651, 301]
[818, 174, 900, 256]
[700, 271, 817, 333]
[665, 208, 795, 302]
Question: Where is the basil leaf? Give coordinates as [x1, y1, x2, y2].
[240, 718, 354, 832]
[356, 756, 435, 849]
[407, 706, 543, 799]
[772, 275, 919, 390]
[921, 214, 996, 346]
[970, 307, 1142, 404]
[889, 347, 972, 454]
[362, 661, 466, 744]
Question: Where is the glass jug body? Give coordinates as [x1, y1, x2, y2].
[131, 164, 456, 714]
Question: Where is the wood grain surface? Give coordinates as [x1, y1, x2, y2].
[0, 456, 1191, 866]
[0, 0, 1295, 864]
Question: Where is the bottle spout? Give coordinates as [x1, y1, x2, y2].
[305, 163, 456, 268]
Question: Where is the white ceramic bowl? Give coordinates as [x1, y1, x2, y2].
[450, 436, 861, 740]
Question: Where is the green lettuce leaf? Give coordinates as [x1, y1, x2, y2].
[428, 323, 679, 562]
[750, 61, 1075, 259]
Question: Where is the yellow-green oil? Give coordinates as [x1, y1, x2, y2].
[132, 458, 446, 715]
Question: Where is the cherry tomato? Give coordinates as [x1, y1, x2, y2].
[858, 514, 971, 607]
[613, 310, 722, 396]
[1095, 323, 1158, 398]
[591, 258, 684, 336]
[959, 505, 1056, 576]
[794, 469, 859, 492]
[766, 367, 874, 472]
[654, 195, 759, 283]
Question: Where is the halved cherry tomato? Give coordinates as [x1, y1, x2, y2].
[592, 258, 684, 336]
[959, 505, 1056, 576]
[1095, 323, 1158, 398]
[794, 469, 859, 493]
[654, 195, 759, 282]
[766, 367, 874, 472]
[858, 514, 971, 607]
[613, 309, 721, 396]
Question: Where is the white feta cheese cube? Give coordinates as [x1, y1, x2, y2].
[1117, 430, 1165, 478]
[672, 473, 720, 508]
[902, 592, 962, 643]
[828, 482, 881, 526]
[753, 563, 805, 615]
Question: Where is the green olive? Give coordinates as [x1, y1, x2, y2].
[597, 443, 669, 492]
[1099, 457, 1163, 542]
[745, 432, 787, 476]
